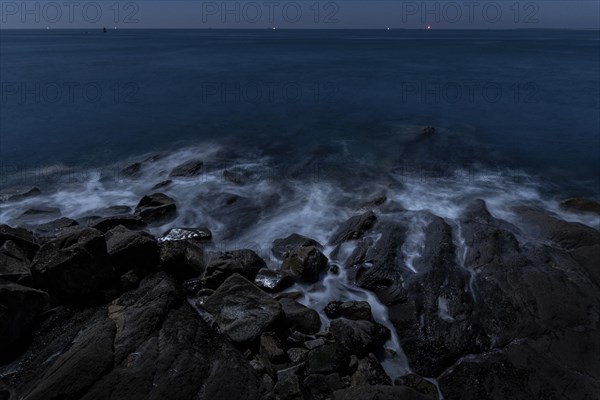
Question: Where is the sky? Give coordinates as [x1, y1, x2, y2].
[0, 0, 599, 29]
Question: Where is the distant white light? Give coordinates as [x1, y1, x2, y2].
[386, 27, 390, 30]
[272, 27, 276, 30]
[427, 25, 432, 29]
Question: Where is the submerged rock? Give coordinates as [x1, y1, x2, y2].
[121, 162, 142, 177]
[560, 197, 600, 215]
[254, 268, 294, 292]
[134, 193, 177, 225]
[201, 273, 283, 344]
[0, 185, 41, 202]
[169, 159, 203, 177]
[281, 246, 328, 283]
[223, 169, 247, 185]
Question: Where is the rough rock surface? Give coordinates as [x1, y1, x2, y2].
[329, 211, 377, 245]
[202, 249, 266, 289]
[272, 233, 323, 260]
[134, 193, 177, 225]
[281, 246, 328, 283]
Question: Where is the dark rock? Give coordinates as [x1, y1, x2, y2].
[90, 215, 147, 232]
[513, 205, 600, 250]
[201, 273, 283, 344]
[134, 193, 177, 225]
[287, 347, 308, 364]
[0, 185, 41, 202]
[204, 193, 264, 240]
[260, 332, 287, 364]
[35, 217, 79, 238]
[422, 126, 436, 135]
[332, 385, 430, 400]
[0, 224, 38, 260]
[274, 370, 302, 400]
[324, 301, 373, 321]
[279, 298, 321, 334]
[0, 282, 50, 362]
[202, 249, 266, 290]
[159, 240, 205, 280]
[3, 273, 262, 400]
[330, 264, 340, 274]
[19, 206, 61, 219]
[105, 225, 159, 276]
[31, 228, 117, 306]
[304, 373, 344, 400]
[169, 159, 203, 177]
[0, 240, 31, 283]
[92, 205, 133, 216]
[152, 179, 172, 190]
[351, 354, 391, 386]
[281, 246, 328, 283]
[359, 194, 388, 210]
[306, 343, 350, 375]
[304, 338, 326, 350]
[254, 268, 294, 292]
[560, 197, 600, 215]
[120, 270, 140, 291]
[272, 233, 323, 260]
[121, 162, 142, 177]
[394, 374, 438, 399]
[329, 211, 377, 245]
[223, 169, 247, 185]
[329, 318, 390, 357]
[159, 227, 212, 242]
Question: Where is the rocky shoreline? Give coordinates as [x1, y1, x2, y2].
[1, 159, 600, 400]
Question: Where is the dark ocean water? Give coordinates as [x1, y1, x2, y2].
[1, 29, 599, 194]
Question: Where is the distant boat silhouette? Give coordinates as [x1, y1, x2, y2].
[103, 27, 107, 33]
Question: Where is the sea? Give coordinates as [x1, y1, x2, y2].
[1, 29, 599, 379]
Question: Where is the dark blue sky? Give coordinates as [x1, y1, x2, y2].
[1, 1, 599, 29]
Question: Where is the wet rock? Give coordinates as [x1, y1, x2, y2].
[0, 282, 50, 362]
[324, 301, 373, 321]
[159, 240, 205, 280]
[359, 193, 388, 210]
[306, 343, 350, 375]
[90, 215, 147, 232]
[121, 162, 142, 177]
[355, 222, 405, 295]
[287, 347, 308, 364]
[159, 227, 212, 242]
[105, 225, 159, 276]
[152, 179, 172, 190]
[279, 298, 321, 335]
[0, 224, 38, 260]
[19, 206, 61, 220]
[31, 228, 117, 306]
[169, 159, 203, 177]
[223, 169, 247, 185]
[3, 273, 262, 400]
[329, 318, 390, 357]
[120, 269, 140, 291]
[329, 211, 377, 245]
[92, 205, 133, 216]
[351, 354, 391, 386]
[304, 338, 326, 350]
[201, 273, 283, 344]
[0, 185, 41, 202]
[274, 371, 302, 400]
[134, 192, 177, 225]
[254, 268, 294, 292]
[394, 374, 438, 399]
[560, 197, 600, 215]
[332, 385, 429, 400]
[202, 249, 266, 290]
[272, 233, 323, 260]
[260, 332, 287, 364]
[35, 217, 79, 238]
[281, 246, 328, 283]
[304, 373, 344, 400]
[0, 240, 31, 282]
